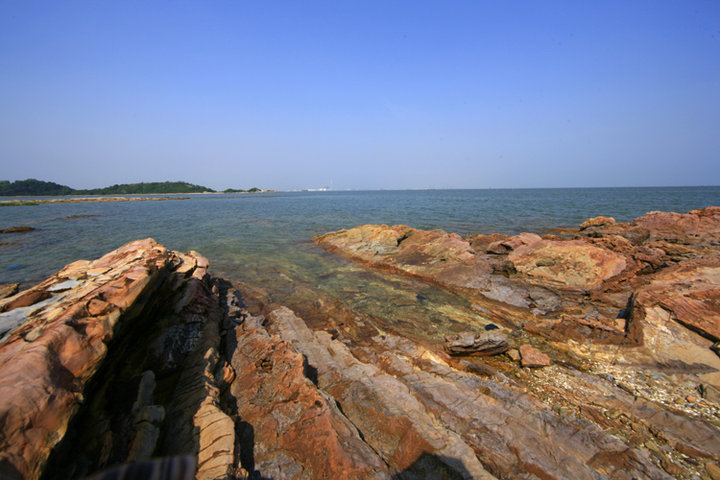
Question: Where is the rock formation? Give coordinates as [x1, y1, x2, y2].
[314, 206, 720, 477]
[0, 207, 719, 479]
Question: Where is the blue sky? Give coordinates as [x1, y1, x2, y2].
[1, 1, 718, 190]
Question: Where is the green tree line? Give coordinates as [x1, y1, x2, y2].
[0, 179, 265, 196]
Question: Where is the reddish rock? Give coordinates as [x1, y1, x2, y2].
[3, 207, 720, 480]
[626, 257, 720, 388]
[486, 232, 542, 254]
[638, 259, 720, 341]
[508, 239, 627, 290]
[266, 308, 497, 479]
[229, 313, 392, 480]
[586, 206, 720, 248]
[466, 232, 509, 253]
[580, 216, 616, 230]
[0, 239, 174, 479]
[0, 240, 229, 480]
[519, 344, 551, 367]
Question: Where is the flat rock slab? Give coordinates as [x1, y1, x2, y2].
[508, 239, 627, 290]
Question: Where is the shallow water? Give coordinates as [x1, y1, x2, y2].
[2, 187, 718, 339]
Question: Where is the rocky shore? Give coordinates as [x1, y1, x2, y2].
[1, 208, 719, 479]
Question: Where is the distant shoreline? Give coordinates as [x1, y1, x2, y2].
[0, 196, 190, 206]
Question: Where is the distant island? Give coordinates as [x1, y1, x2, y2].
[223, 187, 262, 193]
[0, 179, 266, 196]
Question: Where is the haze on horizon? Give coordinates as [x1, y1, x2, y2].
[1, 1, 718, 192]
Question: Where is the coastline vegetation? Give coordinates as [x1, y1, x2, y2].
[0, 179, 266, 196]
[223, 187, 262, 193]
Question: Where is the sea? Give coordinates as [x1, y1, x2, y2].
[2, 187, 719, 336]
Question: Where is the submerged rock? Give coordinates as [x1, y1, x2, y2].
[0, 226, 35, 234]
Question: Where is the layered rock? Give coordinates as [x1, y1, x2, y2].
[228, 311, 392, 479]
[315, 207, 720, 478]
[2, 207, 720, 480]
[0, 239, 173, 479]
[314, 208, 720, 356]
[0, 240, 238, 480]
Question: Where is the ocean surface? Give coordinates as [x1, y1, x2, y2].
[2, 187, 719, 336]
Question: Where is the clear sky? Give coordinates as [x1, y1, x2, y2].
[1, 1, 718, 190]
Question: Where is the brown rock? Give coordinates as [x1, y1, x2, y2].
[643, 260, 720, 341]
[314, 225, 486, 289]
[506, 348, 521, 362]
[0, 283, 19, 299]
[369, 334, 668, 480]
[0, 226, 35, 234]
[313, 208, 719, 350]
[5, 207, 720, 480]
[487, 232, 542, 253]
[587, 206, 720, 248]
[229, 310, 393, 480]
[158, 274, 236, 480]
[267, 307, 497, 479]
[519, 344, 551, 367]
[660, 458, 684, 476]
[444, 331, 510, 356]
[627, 257, 720, 387]
[466, 233, 509, 253]
[699, 383, 720, 403]
[707, 462, 720, 480]
[580, 216, 616, 230]
[502, 232, 543, 250]
[486, 240, 510, 254]
[86, 298, 110, 316]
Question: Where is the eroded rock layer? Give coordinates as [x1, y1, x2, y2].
[313, 207, 720, 478]
[1, 207, 719, 480]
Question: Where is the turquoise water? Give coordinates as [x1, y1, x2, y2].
[2, 187, 718, 338]
[2, 187, 719, 285]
